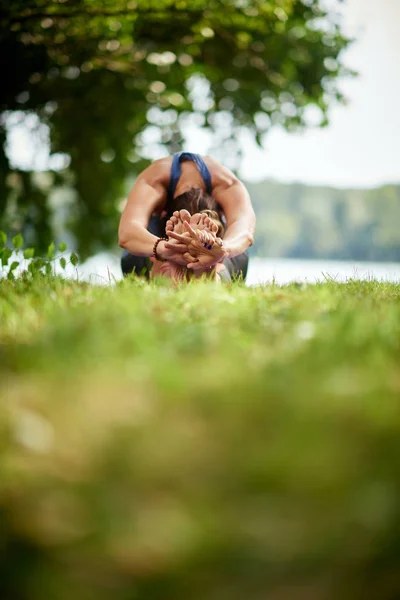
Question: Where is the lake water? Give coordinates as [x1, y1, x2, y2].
[75, 254, 400, 286]
[246, 257, 400, 286]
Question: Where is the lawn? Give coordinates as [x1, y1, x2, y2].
[1, 276, 400, 600]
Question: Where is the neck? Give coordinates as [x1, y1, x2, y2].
[174, 180, 205, 197]
[174, 161, 206, 197]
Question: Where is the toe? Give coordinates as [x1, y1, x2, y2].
[191, 213, 201, 226]
[180, 209, 191, 222]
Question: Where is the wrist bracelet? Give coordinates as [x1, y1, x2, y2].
[153, 237, 169, 262]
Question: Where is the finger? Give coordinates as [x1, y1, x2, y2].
[183, 252, 197, 263]
[168, 230, 191, 243]
[173, 211, 180, 219]
[168, 239, 191, 251]
[183, 220, 202, 238]
[165, 243, 187, 252]
[199, 230, 211, 245]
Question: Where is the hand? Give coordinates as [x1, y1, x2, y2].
[157, 238, 196, 266]
[166, 221, 226, 270]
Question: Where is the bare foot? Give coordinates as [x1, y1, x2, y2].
[166, 210, 191, 235]
[166, 210, 218, 237]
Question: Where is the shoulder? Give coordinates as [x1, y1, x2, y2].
[202, 156, 252, 215]
[203, 155, 240, 190]
[138, 156, 173, 186]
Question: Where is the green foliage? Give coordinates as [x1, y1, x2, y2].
[12, 233, 23, 249]
[47, 241, 55, 259]
[9, 260, 19, 272]
[1, 279, 400, 599]
[70, 251, 79, 267]
[23, 247, 35, 259]
[0, 234, 77, 280]
[0, 246, 12, 267]
[248, 180, 400, 261]
[0, 0, 352, 256]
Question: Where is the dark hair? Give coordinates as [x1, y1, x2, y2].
[169, 188, 225, 237]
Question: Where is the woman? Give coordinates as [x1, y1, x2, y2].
[118, 152, 256, 281]
[150, 205, 227, 282]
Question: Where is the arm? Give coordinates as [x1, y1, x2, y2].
[118, 165, 167, 257]
[213, 177, 256, 258]
[118, 170, 192, 265]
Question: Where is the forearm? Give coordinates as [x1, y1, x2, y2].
[212, 176, 256, 258]
[118, 221, 159, 257]
[222, 221, 254, 258]
[118, 170, 169, 257]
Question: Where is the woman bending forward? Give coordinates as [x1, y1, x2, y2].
[118, 152, 256, 282]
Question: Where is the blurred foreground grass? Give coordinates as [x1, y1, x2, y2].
[1, 276, 400, 600]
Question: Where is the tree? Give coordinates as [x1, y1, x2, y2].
[0, 0, 352, 256]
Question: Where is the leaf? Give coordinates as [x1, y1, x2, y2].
[45, 262, 53, 275]
[28, 259, 44, 275]
[9, 261, 19, 272]
[47, 241, 55, 259]
[58, 241, 67, 252]
[60, 257, 66, 270]
[23, 247, 35, 259]
[1, 247, 12, 267]
[70, 252, 79, 267]
[0, 231, 6, 247]
[28, 261, 38, 275]
[12, 233, 24, 249]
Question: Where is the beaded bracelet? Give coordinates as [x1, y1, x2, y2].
[153, 237, 169, 262]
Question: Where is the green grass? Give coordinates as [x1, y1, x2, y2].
[1, 276, 400, 600]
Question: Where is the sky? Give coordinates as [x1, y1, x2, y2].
[238, 0, 400, 187]
[184, 0, 400, 188]
[7, 0, 400, 189]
